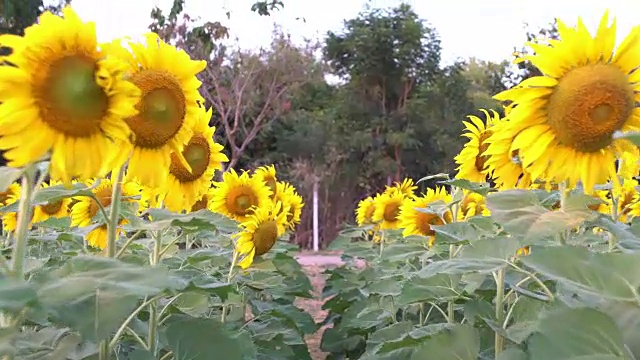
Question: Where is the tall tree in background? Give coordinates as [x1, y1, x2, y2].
[507, 20, 560, 85]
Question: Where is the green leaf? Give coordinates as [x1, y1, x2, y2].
[397, 273, 461, 305]
[0, 182, 98, 213]
[174, 291, 210, 317]
[439, 178, 492, 196]
[126, 209, 239, 233]
[364, 276, 403, 297]
[410, 324, 480, 360]
[0, 167, 22, 192]
[250, 300, 318, 335]
[528, 307, 632, 360]
[486, 190, 591, 242]
[431, 222, 479, 244]
[613, 130, 640, 146]
[497, 348, 527, 360]
[166, 318, 245, 360]
[0, 279, 37, 311]
[520, 246, 640, 302]
[37, 256, 177, 341]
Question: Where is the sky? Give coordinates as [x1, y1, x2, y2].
[70, 0, 640, 65]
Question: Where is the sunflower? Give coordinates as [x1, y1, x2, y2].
[234, 201, 288, 269]
[459, 191, 490, 219]
[454, 109, 498, 183]
[254, 165, 277, 197]
[484, 119, 534, 190]
[32, 180, 72, 223]
[160, 106, 228, 213]
[86, 219, 128, 250]
[597, 178, 640, 222]
[0, 6, 140, 182]
[355, 196, 376, 226]
[190, 191, 213, 212]
[493, 12, 640, 193]
[617, 148, 640, 180]
[398, 186, 452, 245]
[274, 181, 304, 230]
[372, 190, 405, 230]
[70, 177, 143, 228]
[383, 178, 417, 198]
[104, 32, 207, 189]
[1, 184, 26, 233]
[209, 169, 273, 222]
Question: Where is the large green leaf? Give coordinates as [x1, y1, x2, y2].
[486, 190, 591, 242]
[439, 179, 492, 196]
[520, 246, 640, 302]
[527, 307, 632, 360]
[0, 279, 37, 311]
[37, 256, 177, 341]
[125, 208, 239, 233]
[410, 324, 480, 360]
[397, 273, 462, 305]
[165, 318, 246, 360]
[0, 182, 99, 213]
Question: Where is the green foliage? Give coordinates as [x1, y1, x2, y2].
[322, 182, 640, 359]
[0, 170, 315, 359]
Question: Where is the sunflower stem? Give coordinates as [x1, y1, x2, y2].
[222, 250, 240, 323]
[11, 171, 35, 280]
[147, 231, 162, 355]
[494, 268, 506, 358]
[106, 166, 126, 258]
[558, 181, 569, 245]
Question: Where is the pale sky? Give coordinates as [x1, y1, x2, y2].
[70, 0, 640, 65]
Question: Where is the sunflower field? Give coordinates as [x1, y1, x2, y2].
[1, 5, 640, 360]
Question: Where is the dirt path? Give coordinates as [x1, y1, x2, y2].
[294, 253, 347, 360]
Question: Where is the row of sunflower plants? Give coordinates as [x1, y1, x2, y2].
[0, 6, 314, 360]
[320, 12, 640, 360]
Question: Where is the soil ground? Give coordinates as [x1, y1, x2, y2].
[293, 253, 366, 360]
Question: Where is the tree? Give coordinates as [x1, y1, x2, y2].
[463, 58, 510, 113]
[0, 0, 70, 36]
[506, 20, 559, 86]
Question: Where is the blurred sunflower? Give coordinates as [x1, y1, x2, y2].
[274, 181, 304, 230]
[597, 178, 640, 222]
[355, 196, 376, 226]
[372, 191, 405, 230]
[234, 201, 288, 269]
[254, 165, 277, 197]
[190, 191, 213, 212]
[161, 107, 228, 212]
[398, 186, 452, 246]
[617, 148, 640, 180]
[383, 178, 417, 198]
[459, 191, 490, 219]
[1, 184, 27, 233]
[86, 220, 128, 250]
[494, 12, 640, 192]
[32, 180, 72, 223]
[484, 119, 534, 190]
[70, 177, 143, 228]
[209, 169, 272, 222]
[0, 6, 139, 183]
[454, 109, 498, 183]
[104, 32, 207, 188]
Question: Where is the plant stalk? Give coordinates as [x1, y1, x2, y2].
[447, 243, 455, 323]
[11, 173, 34, 279]
[222, 250, 240, 323]
[147, 231, 162, 355]
[106, 166, 126, 258]
[494, 268, 506, 358]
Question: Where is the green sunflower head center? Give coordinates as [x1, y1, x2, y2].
[382, 202, 400, 223]
[127, 70, 186, 148]
[227, 188, 258, 216]
[41, 200, 63, 215]
[253, 220, 279, 256]
[547, 64, 635, 152]
[43, 55, 108, 137]
[169, 135, 211, 183]
[474, 130, 493, 172]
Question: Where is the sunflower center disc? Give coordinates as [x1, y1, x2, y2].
[89, 186, 113, 219]
[253, 220, 279, 256]
[42, 56, 108, 137]
[231, 192, 256, 215]
[127, 70, 186, 148]
[41, 200, 63, 215]
[382, 202, 400, 222]
[169, 135, 210, 183]
[547, 64, 635, 152]
[417, 213, 444, 236]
